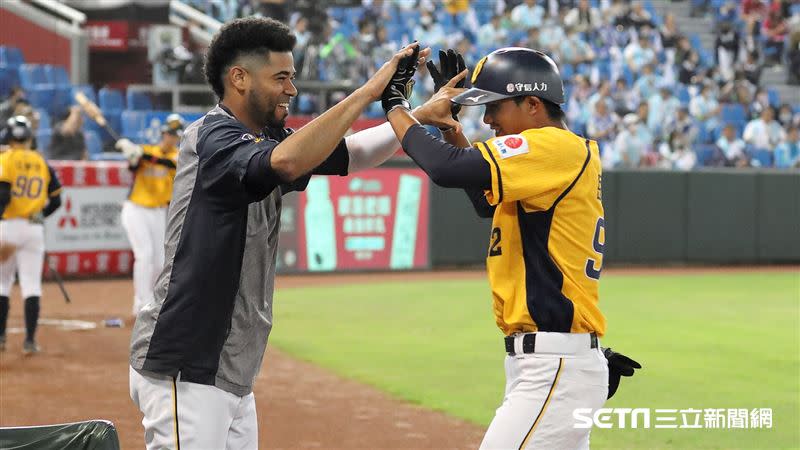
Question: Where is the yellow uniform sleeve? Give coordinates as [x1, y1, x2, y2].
[475, 128, 588, 210]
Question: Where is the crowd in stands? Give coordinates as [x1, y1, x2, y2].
[2, 0, 799, 169]
[186, 0, 800, 169]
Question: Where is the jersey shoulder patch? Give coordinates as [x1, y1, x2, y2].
[491, 135, 529, 159]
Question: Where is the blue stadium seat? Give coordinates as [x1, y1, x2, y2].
[126, 90, 153, 111]
[694, 144, 717, 166]
[98, 87, 125, 110]
[36, 129, 52, 155]
[748, 148, 773, 168]
[43, 65, 70, 86]
[560, 64, 575, 80]
[84, 130, 103, 156]
[721, 104, 747, 122]
[676, 84, 691, 103]
[18, 64, 47, 89]
[0, 66, 21, 97]
[121, 110, 149, 141]
[766, 88, 780, 108]
[36, 108, 51, 130]
[0, 46, 24, 67]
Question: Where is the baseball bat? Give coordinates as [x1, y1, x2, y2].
[74, 91, 122, 141]
[46, 254, 72, 304]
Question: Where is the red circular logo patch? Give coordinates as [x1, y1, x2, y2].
[504, 137, 523, 149]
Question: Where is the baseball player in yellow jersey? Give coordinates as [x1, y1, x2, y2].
[382, 47, 641, 449]
[114, 114, 182, 315]
[0, 116, 62, 355]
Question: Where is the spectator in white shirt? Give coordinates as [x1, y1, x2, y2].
[716, 123, 749, 166]
[477, 15, 508, 48]
[624, 34, 657, 73]
[413, 11, 446, 48]
[743, 106, 787, 150]
[564, 0, 604, 34]
[689, 83, 722, 132]
[511, 0, 546, 29]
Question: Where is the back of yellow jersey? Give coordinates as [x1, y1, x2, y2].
[0, 148, 57, 219]
[475, 127, 606, 337]
[128, 144, 178, 208]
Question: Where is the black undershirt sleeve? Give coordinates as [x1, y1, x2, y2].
[0, 182, 10, 218]
[463, 187, 496, 218]
[400, 124, 492, 190]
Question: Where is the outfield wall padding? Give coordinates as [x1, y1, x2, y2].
[425, 168, 799, 266]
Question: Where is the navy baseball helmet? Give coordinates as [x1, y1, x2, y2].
[0, 115, 33, 143]
[452, 47, 565, 106]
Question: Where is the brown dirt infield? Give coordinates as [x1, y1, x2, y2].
[0, 267, 796, 448]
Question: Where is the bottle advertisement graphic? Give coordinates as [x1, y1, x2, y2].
[304, 177, 337, 271]
[390, 174, 422, 269]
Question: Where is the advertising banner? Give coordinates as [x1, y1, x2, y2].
[44, 162, 133, 275]
[290, 168, 430, 272]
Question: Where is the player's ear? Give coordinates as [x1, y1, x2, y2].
[229, 66, 249, 93]
[524, 96, 539, 117]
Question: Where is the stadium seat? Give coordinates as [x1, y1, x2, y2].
[748, 148, 773, 168]
[98, 87, 125, 110]
[676, 84, 691, 103]
[36, 129, 52, 155]
[0, 46, 24, 67]
[36, 108, 51, 130]
[721, 104, 747, 122]
[694, 144, 717, 166]
[84, 130, 103, 156]
[0, 66, 20, 97]
[43, 65, 70, 87]
[766, 88, 780, 108]
[126, 90, 153, 111]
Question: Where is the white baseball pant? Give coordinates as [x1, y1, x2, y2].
[130, 366, 258, 450]
[120, 201, 166, 315]
[480, 332, 608, 450]
[0, 219, 44, 298]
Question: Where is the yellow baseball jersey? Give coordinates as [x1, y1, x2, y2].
[0, 148, 61, 219]
[128, 144, 178, 208]
[475, 127, 607, 337]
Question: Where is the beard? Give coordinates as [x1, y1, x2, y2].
[247, 89, 287, 129]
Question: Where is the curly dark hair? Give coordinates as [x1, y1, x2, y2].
[204, 17, 296, 99]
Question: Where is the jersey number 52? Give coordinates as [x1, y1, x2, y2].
[12, 175, 44, 199]
[585, 217, 604, 280]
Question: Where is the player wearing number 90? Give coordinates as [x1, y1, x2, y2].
[0, 115, 62, 355]
[385, 48, 640, 449]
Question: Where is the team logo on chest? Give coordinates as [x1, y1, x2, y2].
[492, 135, 529, 159]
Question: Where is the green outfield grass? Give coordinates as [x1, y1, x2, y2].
[270, 271, 800, 450]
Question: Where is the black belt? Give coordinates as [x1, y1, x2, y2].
[504, 332, 598, 356]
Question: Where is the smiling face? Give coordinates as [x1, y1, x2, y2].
[482, 96, 547, 136]
[241, 51, 297, 129]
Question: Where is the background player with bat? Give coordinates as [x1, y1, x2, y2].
[75, 90, 182, 315]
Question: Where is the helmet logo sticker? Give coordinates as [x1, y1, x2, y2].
[466, 94, 487, 103]
[507, 83, 549, 93]
[472, 56, 488, 83]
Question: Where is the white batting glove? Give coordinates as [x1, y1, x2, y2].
[115, 138, 143, 164]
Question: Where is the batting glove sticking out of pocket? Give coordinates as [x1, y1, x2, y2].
[604, 347, 642, 399]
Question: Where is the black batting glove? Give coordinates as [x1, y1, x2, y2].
[426, 48, 467, 120]
[381, 43, 420, 116]
[603, 347, 642, 399]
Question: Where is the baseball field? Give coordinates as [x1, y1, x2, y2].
[0, 267, 797, 449]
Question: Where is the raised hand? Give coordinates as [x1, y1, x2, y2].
[362, 43, 429, 103]
[414, 68, 469, 133]
[380, 42, 423, 115]
[426, 49, 467, 120]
